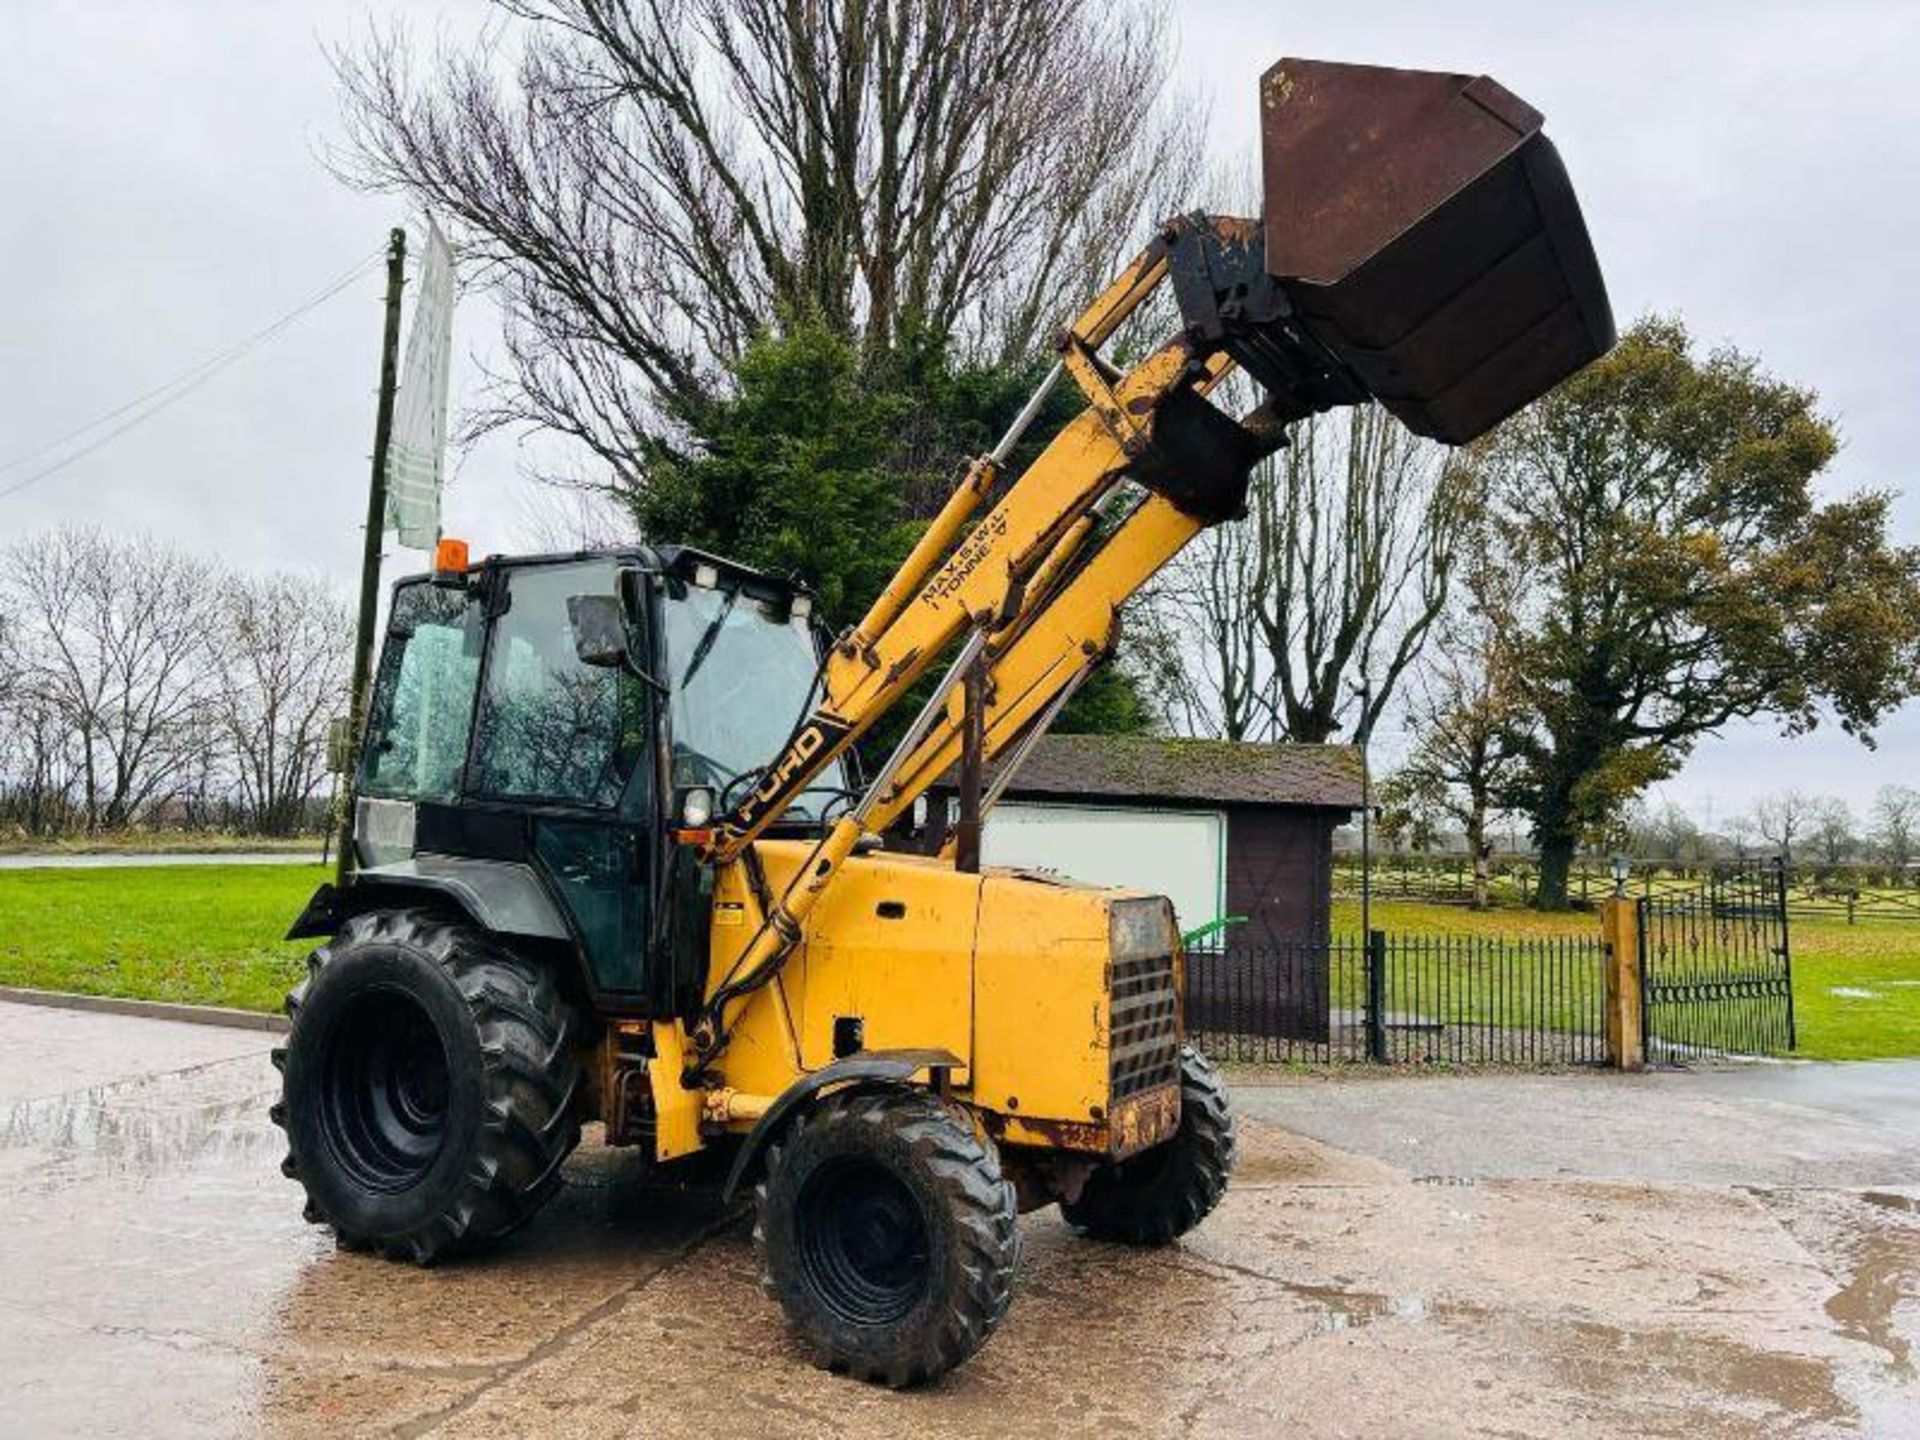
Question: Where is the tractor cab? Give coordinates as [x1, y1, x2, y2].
[298, 545, 847, 1012]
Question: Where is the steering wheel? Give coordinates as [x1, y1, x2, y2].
[672, 742, 729, 791]
[719, 767, 765, 813]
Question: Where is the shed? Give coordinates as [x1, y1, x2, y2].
[932, 734, 1364, 947]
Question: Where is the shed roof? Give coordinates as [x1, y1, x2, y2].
[950, 734, 1364, 811]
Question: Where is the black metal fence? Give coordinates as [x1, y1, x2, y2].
[1335, 853, 1920, 922]
[1640, 862, 1795, 1060]
[1186, 931, 1609, 1068]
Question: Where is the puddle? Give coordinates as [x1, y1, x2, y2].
[1177, 1250, 1482, 1336]
[1823, 1207, 1920, 1378]
[1862, 1191, 1920, 1215]
[1548, 1318, 1853, 1426]
[1183, 1245, 1855, 1428]
[1308, 1288, 1439, 1333]
[0, 1054, 278, 1185]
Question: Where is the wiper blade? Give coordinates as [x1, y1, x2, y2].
[678, 587, 737, 688]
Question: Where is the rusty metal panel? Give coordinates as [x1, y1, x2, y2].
[1260, 58, 1614, 444]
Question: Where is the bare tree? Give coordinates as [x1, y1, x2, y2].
[1871, 784, 1920, 870]
[1129, 511, 1266, 741]
[1, 531, 221, 832]
[1376, 540, 1529, 907]
[1751, 790, 1813, 860]
[214, 574, 354, 836]
[1806, 796, 1857, 867]
[1627, 802, 1708, 866]
[0, 692, 85, 835]
[0, 611, 82, 835]
[515, 481, 641, 552]
[1142, 403, 1465, 744]
[331, 0, 1196, 484]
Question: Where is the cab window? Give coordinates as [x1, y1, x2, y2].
[469, 561, 647, 808]
[360, 580, 485, 802]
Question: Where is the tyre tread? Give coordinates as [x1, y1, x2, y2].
[1060, 1045, 1236, 1246]
[271, 908, 582, 1265]
[755, 1088, 1020, 1387]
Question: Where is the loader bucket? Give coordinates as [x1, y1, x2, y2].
[1260, 58, 1615, 444]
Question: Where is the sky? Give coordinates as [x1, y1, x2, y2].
[1, 1, 1916, 824]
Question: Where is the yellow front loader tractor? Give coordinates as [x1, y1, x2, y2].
[273, 59, 1614, 1384]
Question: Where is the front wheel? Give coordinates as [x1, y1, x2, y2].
[1061, 1045, 1235, 1245]
[270, 910, 583, 1264]
[754, 1089, 1020, 1387]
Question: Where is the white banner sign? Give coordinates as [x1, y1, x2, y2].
[384, 217, 454, 550]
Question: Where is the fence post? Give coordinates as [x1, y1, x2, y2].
[1777, 856, 1797, 1052]
[1600, 894, 1644, 1071]
[1365, 929, 1388, 1063]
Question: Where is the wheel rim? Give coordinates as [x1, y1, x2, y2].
[794, 1156, 932, 1326]
[318, 987, 451, 1193]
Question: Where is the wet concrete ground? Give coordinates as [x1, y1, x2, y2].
[2, 999, 1915, 1438]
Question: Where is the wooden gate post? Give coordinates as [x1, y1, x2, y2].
[1601, 895, 1644, 1071]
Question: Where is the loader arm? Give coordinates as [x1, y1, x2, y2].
[686, 233, 1273, 1064]
[860, 493, 1207, 838]
[687, 57, 1616, 1071]
[703, 241, 1225, 864]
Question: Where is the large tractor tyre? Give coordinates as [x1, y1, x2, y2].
[270, 909, 583, 1265]
[754, 1088, 1021, 1387]
[1061, 1045, 1236, 1246]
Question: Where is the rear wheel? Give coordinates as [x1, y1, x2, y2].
[271, 910, 582, 1264]
[1061, 1045, 1235, 1245]
[755, 1089, 1020, 1386]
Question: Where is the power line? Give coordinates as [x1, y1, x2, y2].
[0, 246, 388, 502]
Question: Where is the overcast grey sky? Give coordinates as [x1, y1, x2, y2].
[1, 2, 1915, 823]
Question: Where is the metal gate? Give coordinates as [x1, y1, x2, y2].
[1639, 860, 1796, 1059]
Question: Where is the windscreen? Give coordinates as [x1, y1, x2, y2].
[661, 583, 848, 823]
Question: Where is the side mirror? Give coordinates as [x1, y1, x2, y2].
[568, 593, 630, 669]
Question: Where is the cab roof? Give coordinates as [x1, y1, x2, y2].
[396, 543, 815, 605]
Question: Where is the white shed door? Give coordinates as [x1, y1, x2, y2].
[981, 802, 1227, 940]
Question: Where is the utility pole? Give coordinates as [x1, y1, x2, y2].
[333, 227, 408, 887]
[1355, 676, 1383, 1059]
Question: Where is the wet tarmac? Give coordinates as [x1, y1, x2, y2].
[2, 999, 1916, 1438]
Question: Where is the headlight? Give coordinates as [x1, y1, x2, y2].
[681, 786, 715, 828]
[1109, 896, 1177, 961]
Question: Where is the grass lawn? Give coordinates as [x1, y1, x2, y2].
[1335, 898, 1920, 1061]
[0, 863, 321, 1013]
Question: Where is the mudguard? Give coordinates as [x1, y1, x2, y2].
[285, 856, 571, 942]
[720, 1048, 964, 1203]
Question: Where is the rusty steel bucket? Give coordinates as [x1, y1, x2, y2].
[1259, 58, 1615, 444]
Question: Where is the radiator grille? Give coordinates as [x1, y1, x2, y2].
[1110, 953, 1181, 1100]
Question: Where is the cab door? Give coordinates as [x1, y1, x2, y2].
[463, 560, 656, 1000]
